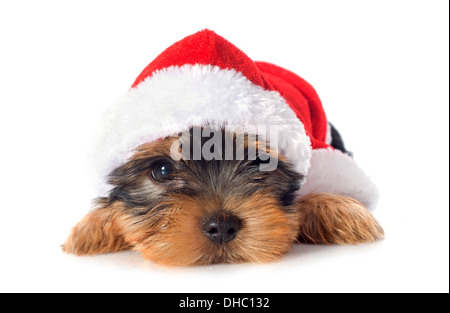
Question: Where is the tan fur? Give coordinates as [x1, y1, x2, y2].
[62, 201, 131, 255]
[296, 193, 384, 244]
[137, 193, 300, 265]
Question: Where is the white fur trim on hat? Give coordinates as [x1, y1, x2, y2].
[297, 148, 379, 209]
[91, 64, 312, 195]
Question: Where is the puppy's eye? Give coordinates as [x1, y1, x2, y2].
[151, 161, 175, 182]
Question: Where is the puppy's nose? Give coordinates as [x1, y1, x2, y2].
[202, 213, 241, 245]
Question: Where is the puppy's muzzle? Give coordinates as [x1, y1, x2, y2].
[201, 212, 241, 245]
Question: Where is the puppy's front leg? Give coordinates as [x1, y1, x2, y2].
[297, 193, 384, 244]
[62, 200, 131, 256]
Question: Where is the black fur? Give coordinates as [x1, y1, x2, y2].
[106, 127, 304, 214]
[329, 122, 353, 157]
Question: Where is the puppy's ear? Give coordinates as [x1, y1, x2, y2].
[62, 201, 131, 255]
[296, 193, 384, 244]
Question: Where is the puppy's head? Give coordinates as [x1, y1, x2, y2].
[64, 127, 303, 265]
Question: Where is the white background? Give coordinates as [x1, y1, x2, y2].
[0, 0, 448, 293]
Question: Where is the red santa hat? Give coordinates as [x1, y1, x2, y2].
[93, 30, 378, 208]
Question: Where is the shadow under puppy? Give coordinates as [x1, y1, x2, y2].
[63, 30, 383, 265]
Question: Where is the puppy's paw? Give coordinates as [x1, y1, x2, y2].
[297, 193, 384, 245]
[62, 205, 130, 256]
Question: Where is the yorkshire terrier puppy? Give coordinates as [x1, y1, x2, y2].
[63, 128, 383, 266]
[63, 29, 383, 266]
